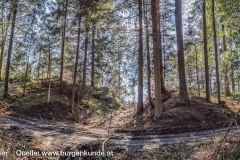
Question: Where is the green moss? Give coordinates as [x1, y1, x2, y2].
[89, 97, 101, 109]
[81, 86, 122, 116]
[1, 80, 121, 117]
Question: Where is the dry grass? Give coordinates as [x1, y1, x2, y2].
[113, 130, 240, 160]
[0, 126, 41, 159]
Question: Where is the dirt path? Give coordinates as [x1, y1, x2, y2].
[0, 115, 237, 151]
[0, 115, 108, 150]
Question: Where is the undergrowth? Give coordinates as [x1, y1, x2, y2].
[0, 126, 41, 159]
[82, 86, 121, 116]
[0, 80, 122, 122]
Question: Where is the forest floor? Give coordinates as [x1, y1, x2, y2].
[114, 90, 240, 135]
[0, 108, 239, 159]
[0, 81, 240, 159]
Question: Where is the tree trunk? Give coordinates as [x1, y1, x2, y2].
[225, 71, 230, 96]
[91, 23, 95, 88]
[101, 74, 104, 86]
[3, 0, 18, 98]
[136, 0, 144, 115]
[195, 42, 200, 97]
[212, 0, 221, 103]
[203, 0, 211, 102]
[71, 16, 81, 113]
[37, 40, 42, 79]
[209, 74, 212, 93]
[188, 62, 191, 88]
[162, 9, 166, 82]
[231, 65, 235, 100]
[210, 66, 213, 93]
[175, 0, 189, 105]
[37, 51, 41, 79]
[221, 77, 224, 94]
[23, 63, 29, 96]
[118, 47, 121, 97]
[42, 67, 44, 81]
[47, 36, 51, 104]
[23, 48, 30, 96]
[158, 0, 165, 92]
[144, 0, 152, 104]
[222, 25, 230, 96]
[202, 73, 205, 90]
[77, 66, 82, 103]
[0, 2, 12, 81]
[82, 25, 89, 91]
[237, 80, 239, 95]
[59, 0, 68, 94]
[151, 0, 162, 119]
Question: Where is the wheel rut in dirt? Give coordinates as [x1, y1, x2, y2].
[111, 128, 238, 150]
[0, 115, 238, 151]
[0, 115, 109, 150]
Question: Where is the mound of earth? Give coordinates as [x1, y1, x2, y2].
[9, 86, 122, 124]
[11, 101, 99, 124]
[13, 102, 76, 122]
[81, 86, 121, 116]
[116, 91, 240, 135]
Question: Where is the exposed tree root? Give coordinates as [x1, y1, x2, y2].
[102, 136, 122, 152]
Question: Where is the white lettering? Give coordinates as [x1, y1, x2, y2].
[0, 151, 8, 156]
[15, 150, 39, 157]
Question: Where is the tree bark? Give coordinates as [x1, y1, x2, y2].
[162, 4, 166, 83]
[3, 0, 18, 97]
[91, 23, 95, 88]
[195, 42, 200, 97]
[203, 0, 211, 102]
[151, 0, 162, 119]
[71, 16, 81, 113]
[222, 25, 230, 96]
[210, 66, 213, 93]
[47, 36, 51, 104]
[238, 80, 239, 95]
[175, 0, 189, 105]
[59, 0, 68, 94]
[158, 0, 165, 92]
[77, 68, 82, 102]
[212, 0, 221, 103]
[37, 50, 41, 79]
[136, 0, 144, 115]
[231, 64, 235, 100]
[82, 25, 89, 91]
[144, 0, 152, 104]
[23, 48, 30, 96]
[187, 62, 191, 88]
[225, 70, 230, 96]
[0, 2, 13, 81]
[118, 46, 121, 97]
[37, 40, 42, 79]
